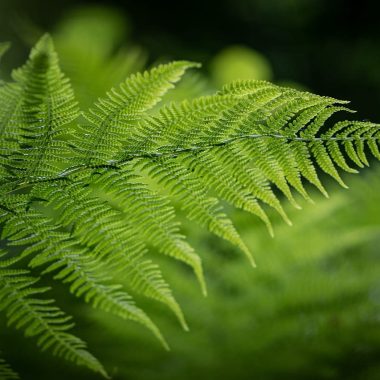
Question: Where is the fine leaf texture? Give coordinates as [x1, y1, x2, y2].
[0, 251, 106, 377]
[1, 34, 380, 378]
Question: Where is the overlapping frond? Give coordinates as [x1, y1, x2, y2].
[92, 169, 206, 297]
[74, 60, 200, 165]
[0, 194, 168, 349]
[115, 80, 379, 247]
[0, 251, 106, 377]
[1, 34, 380, 378]
[0, 34, 78, 182]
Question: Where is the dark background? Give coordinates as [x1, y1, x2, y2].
[0, 0, 379, 119]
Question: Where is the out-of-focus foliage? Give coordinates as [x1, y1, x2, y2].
[0, 44, 10, 61]
[53, 6, 146, 108]
[1, 0, 379, 118]
[0, 354, 18, 380]
[0, 43, 10, 85]
[210, 45, 273, 87]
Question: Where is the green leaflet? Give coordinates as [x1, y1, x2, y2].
[0, 252, 106, 377]
[1, 34, 380, 378]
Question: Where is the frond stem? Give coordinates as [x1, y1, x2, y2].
[2, 133, 379, 194]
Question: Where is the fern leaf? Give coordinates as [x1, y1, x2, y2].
[0, 82, 22, 178]
[0, 198, 168, 349]
[47, 251, 170, 349]
[3, 34, 78, 180]
[2, 35, 380, 378]
[105, 79, 380, 261]
[75, 61, 200, 165]
[35, 179, 187, 331]
[0, 251, 106, 377]
[92, 169, 206, 298]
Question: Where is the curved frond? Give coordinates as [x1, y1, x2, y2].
[0, 197, 168, 349]
[1, 35, 380, 378]
[75, 61, 200, 165]
[1, 34, 78, 181]
[0, 251, 106, 377]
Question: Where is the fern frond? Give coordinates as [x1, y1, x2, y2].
[0, 251, 106, 377]
[2, 35, 380, 378]
[0, 197, 168, 349]
[122, 81, 376, 196]
[0, 83, 22, 178]
[93, 79, 379, 266]
[2, 34, 78, 180]
[92, 169, 206, 297]
[0, 356, 18, 380]
[74, 61, 200, 165]
[136, 157, 255, 265]
[36, 179, 187, 329]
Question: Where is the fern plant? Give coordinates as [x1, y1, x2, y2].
[0, 34, 380, 378]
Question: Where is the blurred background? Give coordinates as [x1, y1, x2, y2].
[1, 0, 380, 119]
[1, 0, 380, 379]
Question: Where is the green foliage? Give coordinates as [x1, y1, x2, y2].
[210, 45, 273, 86]
[53, 5, 146, 108]
[0, 251, 106, 376]
[1, 34, 380, 377]
[80, 168, 380, 380]
[0, 355, 18, 380]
